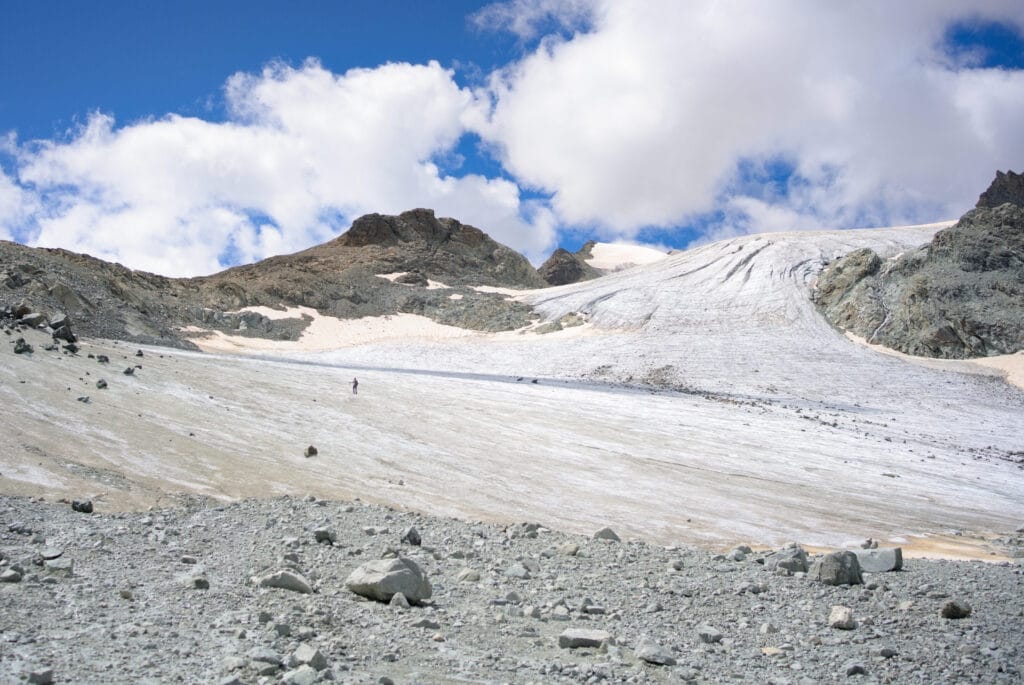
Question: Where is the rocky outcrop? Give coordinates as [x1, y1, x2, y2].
[813, 171, 1024, 358]
[538, 246, 601, 286]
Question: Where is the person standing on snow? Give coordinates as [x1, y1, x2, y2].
[352, 378, 359, 395]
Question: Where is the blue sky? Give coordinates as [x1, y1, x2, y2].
[1, 1, 1023, 276]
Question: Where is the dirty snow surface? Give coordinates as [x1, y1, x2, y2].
[3, 223, 1023, 557]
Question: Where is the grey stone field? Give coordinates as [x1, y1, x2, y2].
[2, 495, 1023, 684]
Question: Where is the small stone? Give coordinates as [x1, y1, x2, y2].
[697, 624, 723, 644]
[505, 562, 530, 579]
[180, 555, 198, 564]
[759, 622, 778, 635]
[844, 662, 867, 676]
[400, 525, 421, 546]
[313, 528, 336, 545]
[282, 664, 317, 685]
[44, 558, 73, 577]
[941, 600, 972, 619]
[123, 366, 135, 375]
[411, 618, 441, 630]
[254, 569, 313, 594]
[291, 644, 328, 671]
[559, 542, 580, 556]
[28, 669, 54, 685]
[456, 568, 480, 582]
[828, 605, 857, 630]
[558, 629, 612, 649]
[0, 569, 22, 583]
[593, 527, 621, 542]
[71, 499, 94, 513]
[304, 445, 317, 458]
[635, 636, 676, 665]
[390, 592, 411, 610]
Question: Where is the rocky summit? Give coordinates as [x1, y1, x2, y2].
[813, 170, 1024, 359]
[0, 209, 547, 349]
[2, 495, 1022, 684]
[538, 243, 602, 286]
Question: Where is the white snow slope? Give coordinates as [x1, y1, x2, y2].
[3, 223, 1022, 557]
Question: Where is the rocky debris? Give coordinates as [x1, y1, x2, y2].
[344, 557, 432, 603]
[558, 628, 612, 649]
[538, 247, 602, 286]
[95, 379, 107, 389]
[828, 605, 857, 630]
[0, 495, 1021, 683]
[13, 337, 32, 354]
[854, 546, 903, 572]
[593, 526, 621, 542]
[941, 600, 973, 619]
[303, 445, 317, 458]
[809, 550, 864, 586]
[71, 499, 93, 514]
[814, 170, 1024, 358]
[254, 569, 313, 594]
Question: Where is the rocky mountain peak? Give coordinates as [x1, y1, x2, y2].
[976, 169, 1024, 209]
[340, 208, 480, 248]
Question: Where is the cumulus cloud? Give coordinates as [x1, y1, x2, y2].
[476, 0, 1024, 239]
[11, 60, 555, 276]
[471, 0, 598, 40]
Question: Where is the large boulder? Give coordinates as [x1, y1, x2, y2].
[344, 557, 432, 604]
[853, 547, 903, 572]
[808, 551, 864, 586]
[763, 545, 808, 573]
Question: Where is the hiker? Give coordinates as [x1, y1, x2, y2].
[352, 378, 358, 395]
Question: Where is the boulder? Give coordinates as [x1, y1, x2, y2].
[304, 445, 317, 458]
[763, 545, 808, 573]
[808, 551, 863, 586]
[291, 644, 328, 671]
[344, 557, 432, 603]
[696, 624, 723, 644]
[13, 338, 32, 354]
[593, 527, 621, 542]
[71, 499, 94, 514]
[558, 629, 612, 649]
[19, 312, 46, 327]
[853, 547, 903, 572]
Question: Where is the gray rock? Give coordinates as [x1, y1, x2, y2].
[635, 637, 676, 665]
[828, 605, 857, 630]
[854, 547, 903, 572]
[0, 568, 22, 583]
[697, 624, 723, 644]
[254, 569, 313, 594]
[291, 644, 328, 671]
[844, 662, 867, 676]
[247, 646, 282, 665]
[313, 527, 336, 544]
[505, 562, 531, 579]
[400, 525, 421, 546]
[941, 600, 973, 619]
[558, 629, 612, 649]
[71, 499, 93, 514]
[27, 668, 54, 685]
[559, 542, 580, 556]
[593, 527, 621, 542]
[345, 557, 432, 603]
[456, 568, 480, 582]
[95, 379, 107, 389]
[389, 591, 411, 610]
[808, 551, 863, 586]
[303, 445, 317, 458]
[44, 558, 73, 577]
[763, 544, 808, 573]
[13, 337, 32, 354]
[282, 665, 317, 685]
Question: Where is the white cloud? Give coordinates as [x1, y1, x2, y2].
[476, 0, 1024, 239]
[471, 0, 598, 40]
[12, 60, 554, 276]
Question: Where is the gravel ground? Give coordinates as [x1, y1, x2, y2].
[2, 495, 1022, 684]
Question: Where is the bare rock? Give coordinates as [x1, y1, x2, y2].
[344, 557, 432, 603]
